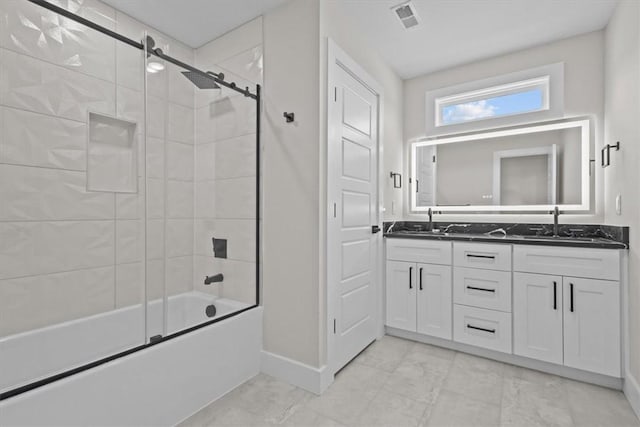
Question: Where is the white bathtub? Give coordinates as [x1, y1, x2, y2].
[0, 292, 260, 426]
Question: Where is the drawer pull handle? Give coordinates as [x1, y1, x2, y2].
[553, 281, 557, 310]
[409, 267, 413, 289]
[419, 268, 423, 290]
[467, 324, 496, 334]
[570, 283, 574, 312]
[466, 286, 495, 293]
[466, 254, 496, 260]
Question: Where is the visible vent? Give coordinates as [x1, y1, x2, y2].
[392, 1, 420, 29]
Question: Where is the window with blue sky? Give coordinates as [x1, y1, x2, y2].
[441, 88, 544, 125]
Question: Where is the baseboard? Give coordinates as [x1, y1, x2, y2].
[260, 351, 333, 395]
[624, 371, 640, 420]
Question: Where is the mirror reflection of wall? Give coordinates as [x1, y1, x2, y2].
[412, 119, 587, 211]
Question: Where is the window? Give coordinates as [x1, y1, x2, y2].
[425, 63, 564, 135]
[437, 77, 548, 126]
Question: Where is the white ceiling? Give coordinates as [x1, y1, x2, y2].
[339, 0, 618, 79]
[101, 0, 287, 48]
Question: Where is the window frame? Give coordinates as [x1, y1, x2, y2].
[425, 63, 564, 136]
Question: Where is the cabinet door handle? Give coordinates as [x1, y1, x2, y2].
[409, 267, 413, 289]
[466, 254, 496, 260]
[466, 286, 495, 293]
[570, 283, 574, 312]
[419, 268, 423, 290]
[553, 281, 557, 310]
[467, 324, 496, 334]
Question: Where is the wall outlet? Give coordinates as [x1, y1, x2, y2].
[616, 194, 622, 215]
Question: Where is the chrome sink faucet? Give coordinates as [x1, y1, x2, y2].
[552, 206, 560, 237]
[427, 208, 434, 231]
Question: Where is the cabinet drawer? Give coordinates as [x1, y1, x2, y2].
[386, 239, 452, 265]
[453, 267, 512, 312]
[513, 245, 620, 281]
[453, 242, 511, 271]
[453, 305, 512, 354]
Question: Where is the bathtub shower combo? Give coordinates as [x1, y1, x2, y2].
[0, 0, 262, 424]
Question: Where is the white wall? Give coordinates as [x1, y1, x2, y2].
[603, 0, 640, 382]
[403, 31, 605, 224]
[262, 0, 323, 367]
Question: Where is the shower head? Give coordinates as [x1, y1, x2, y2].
[181, 70, 220, 89]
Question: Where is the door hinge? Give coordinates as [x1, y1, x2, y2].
[432, 155, 436, 163]
[333, 318, 337, 334]
[333, 203, 337, 218]
[334, 87, 337, 102]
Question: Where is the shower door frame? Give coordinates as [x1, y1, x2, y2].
[1, 0, 262, 401]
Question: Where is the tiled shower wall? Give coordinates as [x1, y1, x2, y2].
[193, 18, 262, 304]
[0, 0, 195, 337]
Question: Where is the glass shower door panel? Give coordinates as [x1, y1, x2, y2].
[0, 1, 146, 393]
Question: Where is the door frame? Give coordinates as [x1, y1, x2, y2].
[326, 38, 384, 379]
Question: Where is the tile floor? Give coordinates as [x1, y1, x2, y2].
[180, 335, 640, 427]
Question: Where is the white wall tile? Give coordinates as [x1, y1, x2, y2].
[166, 219, 193, 258]
[0, 220, 114, 280]
[147, 95, 166, 139]
[167, 141, 194, 181]
[47, 0, 117, 30]
[195, 94, 256, 144]
[166, 180, 194, 219]
[194, 219, 256, 263]
[193, 255, 219, 297]
[194, 142, 215, 181]
[0, 266, 115, 337]
[194, 181, 216, 219]
[166, 255, 193, 296]
[167, 103, 194, 144]
[214, 177, 256, 220]
[116, 85, 144, 125]
[116, 41, 144, 92]
[0, 0, 116, 82]
[0, 48, 116, 121]
[0, 107, 86, 171]
[218, 46, 263, 86]
[116, 219, 141, 264]
[116, 178, 143, 219]
[213, 133, 257, 180]
[146, 137, 165, 179]
[146, 258, 165, 301]
[146, 178, 165, 219]
[195, 17, 262, 69]
[0, 164, 115, 221]
[146, 219, 164, 260]
[115, 261, 143, 308]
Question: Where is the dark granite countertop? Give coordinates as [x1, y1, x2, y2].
[383, 222, 629, 250]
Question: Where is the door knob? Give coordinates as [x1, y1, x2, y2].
[372, 225, 381, 234]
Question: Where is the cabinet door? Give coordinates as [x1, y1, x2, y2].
[385, 261, 417, 331]
[563, 277, 621, 377]
[513, 273, 563, 364]
[417, 264, 452, 339]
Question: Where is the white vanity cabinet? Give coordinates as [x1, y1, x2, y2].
[385, 239, 452, 340]
[513, 245, 621, 377]
[385, 237, 625, 380]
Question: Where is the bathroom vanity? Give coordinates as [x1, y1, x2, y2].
[384, 223, 628, 385]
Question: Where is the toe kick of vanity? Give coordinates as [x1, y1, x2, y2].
[385, 238, 624, 381]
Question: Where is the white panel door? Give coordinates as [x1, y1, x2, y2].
[416, 263, 452, 339]
[513, 272, 563, 364]
[563, 277, 621, 377]
[329, 62, 379, 371]
[385, 261, 416, 332]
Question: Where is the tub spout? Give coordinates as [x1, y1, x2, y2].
[204, 273, 224, 285]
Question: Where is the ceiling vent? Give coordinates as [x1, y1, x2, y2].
[392, 1, 420, 29]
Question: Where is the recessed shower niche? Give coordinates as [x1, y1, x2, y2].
[87, 112, 138, 193]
